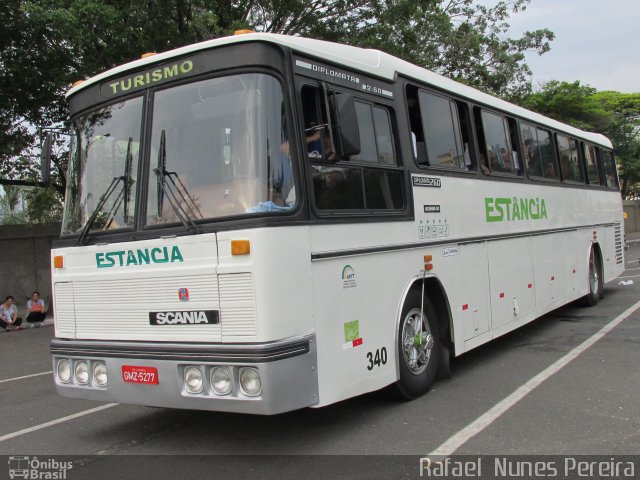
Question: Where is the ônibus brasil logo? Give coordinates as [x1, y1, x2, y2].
[484, 196, 548, 223]
[96, 246, 184, 268]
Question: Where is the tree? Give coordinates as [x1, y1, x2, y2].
[1, 0, 554, 212]
[518, 81, 640, 198]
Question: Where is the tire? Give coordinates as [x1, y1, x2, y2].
[580, 248, 602, 307]
[393, 291, 441, 400]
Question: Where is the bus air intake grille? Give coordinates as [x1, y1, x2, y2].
[614, 223, 623, 265]
[219, 273, 257, 337]
[54, 282, 76, 337]
[71, 274, 221, 341]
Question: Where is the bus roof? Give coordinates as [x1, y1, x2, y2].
[67, 32, 612, 148]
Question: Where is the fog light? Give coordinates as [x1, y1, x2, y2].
[93, 362, 108, 387]
[57, 359, 72, 383]
[239, 368, 261, 397]
[184, 366, 203, 394]
[74, 361, 89, 385]
[210, 367, 232, 396]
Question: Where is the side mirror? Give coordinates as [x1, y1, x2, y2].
[41, 132, 52, 186]
[331, 93, 361, 157]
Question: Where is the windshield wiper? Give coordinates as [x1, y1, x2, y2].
[77, 176, 123, 245]
[77, 137, 133, 245]
[154, 130, 203, 232]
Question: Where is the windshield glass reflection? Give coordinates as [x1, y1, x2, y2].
[62, 97, 142, 235]
[146, 73, 295, 226]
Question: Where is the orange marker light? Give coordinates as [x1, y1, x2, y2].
[141, 52, 157, 59]
[424, 255, 433, 263]
[53, 255, 64, 269]
[71, 80, 85, 88]
[234, 29, 255, 35]
[231, 240, 251, 256]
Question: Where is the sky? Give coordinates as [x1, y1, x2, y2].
[500, 0, 640, 93]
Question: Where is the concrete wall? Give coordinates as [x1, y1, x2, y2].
[0, 223, 60, 314]
[623, 201, 640, 234]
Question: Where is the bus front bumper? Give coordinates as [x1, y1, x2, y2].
[50, 335, 318, 415]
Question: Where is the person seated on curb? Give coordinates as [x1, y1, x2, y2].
[0, 295, 23, 331]
[26, 291, 47, 326]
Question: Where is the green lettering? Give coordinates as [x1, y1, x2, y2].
[109, 83, 118, 94]
[180, 60, 194, 74]
[133, 75, 144, 88]
[137, 249, 150, 265]
[126, 250, 138, 266]
[163, 65, 179, 78]
[170, 246, 184, 263]
[485, 198, 498, 222]
[120, 78, 132, 92]
[540, 199, 547, 219]
[112, 251, 125, 266]
[512, 197, 521, 221]
[496, 198, 510, 221]
[520, 198, 529, 220]
[152, 69, 163, 81]
[151, 247, 168, 263]
[529, 199, 538, 219]
[96, 253, 111, 268]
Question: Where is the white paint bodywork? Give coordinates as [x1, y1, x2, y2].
[55, 33, 624, 410]
[51, 174, 624, 408]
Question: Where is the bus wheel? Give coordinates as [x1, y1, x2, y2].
[394, 292, 441, 399]
[580, 248, 602, 307]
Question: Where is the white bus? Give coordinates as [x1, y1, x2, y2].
[50, 32, 624, 414]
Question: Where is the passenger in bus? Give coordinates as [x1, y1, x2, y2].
[544, 162, 556, 179]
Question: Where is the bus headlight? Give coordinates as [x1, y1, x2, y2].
[239, 368, 261, 397]
[57, 359, 72, 384]
[210, 367, 231, 396]
[74, 361, 90, 385]
[93, 362, 108, 387]
[184, 366, 203, 394]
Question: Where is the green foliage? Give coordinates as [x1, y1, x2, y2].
[1, 0, 554, 217]
[518, 81, 640, 198]
[0, 184, 63, 224]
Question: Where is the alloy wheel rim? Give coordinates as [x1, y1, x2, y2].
[401, 308, 434, 375]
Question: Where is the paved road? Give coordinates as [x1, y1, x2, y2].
[1, 244, 639, 479]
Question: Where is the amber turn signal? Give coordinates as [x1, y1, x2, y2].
[53, 255, 64, 269]
[231, 240, 251, 256]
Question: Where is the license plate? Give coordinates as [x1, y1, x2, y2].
[122, 365, 159, 385]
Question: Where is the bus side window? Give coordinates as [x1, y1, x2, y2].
[475, 108, 519, 175]
[418, 91, 467, 170]
[601, 149, 619, 189]
[536, 127, 556, 180]
[557, 134, 583, 183]
[307, 88, 404, 212]
[406, 85, 427, 164]
[351, 101, 397, 165]
[408, 86, 474, 171]
[300, 84, 334, 160]
[520, 123, 557, 181]
[583, 143, 602, 186]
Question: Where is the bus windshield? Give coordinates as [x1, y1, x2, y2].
[62, 72, 295, 236]
[147, 73, 295, 226]
[62, 96, 143, 235]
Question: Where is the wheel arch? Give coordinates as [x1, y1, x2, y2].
[394, 275, 455, 377]
[592, 242, 604, 284]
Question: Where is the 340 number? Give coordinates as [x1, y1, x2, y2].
[366, 347, 387, 371]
